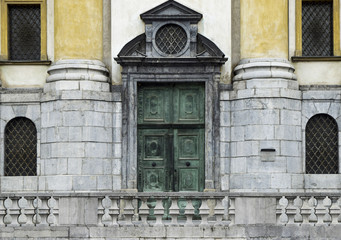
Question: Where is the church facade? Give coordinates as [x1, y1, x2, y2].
[0, 0, 340, 239]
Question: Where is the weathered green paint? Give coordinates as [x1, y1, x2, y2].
[137, 83, 205, 192]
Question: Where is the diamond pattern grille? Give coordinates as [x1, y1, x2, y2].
[5, 117, 37, 176]
[8, 5, 41, 60]
[302, 1, 333, 56]
[155, 24, 187, 55]
[306, 114, 339, 174]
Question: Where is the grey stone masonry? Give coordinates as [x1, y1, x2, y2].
[39, 59, 121, 192]
[228, 58, 302, 192]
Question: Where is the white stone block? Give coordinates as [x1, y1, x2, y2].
[280, 109, 301, 126]
[63, 111, 84, 126]
[85, 142, 111, 158]
[291, 174, 304, 189]
[73, 176, 97, 191]
[44, 158, 67, 175]
[112, 175, 122, 190]
[231, 126, 244, 141]
[244, 125, 274, 140]
[287, 157, 303, 173]
[51, 142, 85, 158]
[280, 141, 301, 157]
[23, 176, 38, 191]
[247, 157, 286, 173]
[275, 125, 301, 141]
[69, 126, 83, 141]
[67, 158, 83, 175]
[304, 174, 341, 189]
[97, 175, 112, 190]
[230, 157, 246, 173]
[113, 143, 122, 158]
[82, 158, 104, 175]
[270, 173, 291, 189]
[82, 127, 112, 142]
[84, 111, 105, 127]
[45, 176, 73, 191]
[112, 158, 121, 175]
[1, 176, 24, 192]
[220, 142, 230, 158]
[113, 112, 122, 128]
[220, 111, 230, 126]
[220, 174, 229, 190]
[220, 101, 230, 112]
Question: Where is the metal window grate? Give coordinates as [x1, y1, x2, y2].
[155, 24, 187, 55]
[8, 5, 41, 60]
[306, 114, 339, 174]
[302, 1, 333, 56]
[5, 117, 37, 176]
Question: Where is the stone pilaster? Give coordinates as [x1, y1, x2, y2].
[40, 59, 121, 191]
[229, 58, 302, 192]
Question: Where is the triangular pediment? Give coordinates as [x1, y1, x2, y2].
[141, 0, 202, 23]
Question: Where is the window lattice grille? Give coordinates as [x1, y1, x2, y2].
[306, 114, 339, 174]
[8, 5, 41, 60]
[302, 1, 333, 56]
[5, 117, 37, 176]
[155, 24, 187, 55]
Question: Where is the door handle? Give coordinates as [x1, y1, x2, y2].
[152, 162, 156, 167]
[186, 162, 191, 167]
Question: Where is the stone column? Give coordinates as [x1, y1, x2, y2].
[229, 0, 302, 192]
[39, 0, 122, 191]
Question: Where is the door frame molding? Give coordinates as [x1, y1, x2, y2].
[120, 66, 221, 191]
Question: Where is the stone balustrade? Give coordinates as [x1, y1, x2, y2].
[0, 196, 58, 226]
[277, 195, 341, 225]
[0, 193, 341, 227]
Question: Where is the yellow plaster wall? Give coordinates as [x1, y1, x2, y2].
[54, 0, 103, 60]
[240, 0, 288, 59]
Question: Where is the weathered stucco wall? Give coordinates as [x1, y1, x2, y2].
[111, 0, 231, 84]
[0, 66, 48, 88]
[240, 0, 288, 59]
[54, 0, 103, 60]
[294, 62, 341, 85]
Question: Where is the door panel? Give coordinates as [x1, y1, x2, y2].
[138, 85, 171, 124]
[174, 129, 204, 192]
[138, 83, 205, 192]
[138, 129, 171, 192]
[174, 84, 205, 124]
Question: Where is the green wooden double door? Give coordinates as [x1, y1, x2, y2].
[137, 83, 205, 192]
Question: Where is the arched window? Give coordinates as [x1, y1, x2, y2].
[306, 114, 339, 174]
[5, 117, 37, 176]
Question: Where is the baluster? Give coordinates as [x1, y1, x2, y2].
[293, 196, 303, 224]
[222, 196, 230, 222]
[132, 198, 139, 224]
[18, 196, 28, 226]
[118, 197, 125, 224]
[168, 198, 179, 226]
[214, 198, 226, 226]
[184, 199, 195, 227]
[139, 197, 150, 226]
[153, 199, 164, 226]
[337, 197, 341, 223]
[207, 198, 216, 223]
[199, 199, 210, 227]
[329, 197, 339, 225]
[308, 196, 317, 224]
[228, 197, 235, 225]
[122, 198, 134, 226]
[279, 196, 288, 225]
[322, 196, 332, 225]
[47, 196, 57, 226]
[101, 196, 112, 226]
[33, 197, 42, 225]
[4, 197, 13, 226]
[111, 198, 119, 226]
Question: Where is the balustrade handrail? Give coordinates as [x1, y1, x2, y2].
[0, 191, 340, 198]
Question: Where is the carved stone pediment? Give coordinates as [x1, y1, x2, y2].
[140, 0, 202, 23]
[116, 1, 227, 65]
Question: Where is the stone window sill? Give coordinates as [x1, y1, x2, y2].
[291, 56, 341, 62]
[0, 60, 52, 65]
